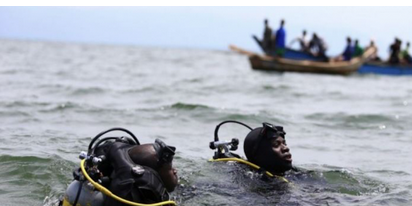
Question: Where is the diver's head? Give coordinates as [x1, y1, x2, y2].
[244, 123, 292, 175]
[128, 139, 178, 192]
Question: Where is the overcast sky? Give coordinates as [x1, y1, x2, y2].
[1, 7, 411, 57]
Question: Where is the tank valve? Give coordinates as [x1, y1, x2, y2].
[79, 151, 87, 160]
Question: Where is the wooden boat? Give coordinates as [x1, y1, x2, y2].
[254, 35, 412, 75]
[358, 61, 412, 75]
[229, 45, 376, 75]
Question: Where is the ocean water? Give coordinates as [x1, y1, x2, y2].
[0, 39, 411, 206]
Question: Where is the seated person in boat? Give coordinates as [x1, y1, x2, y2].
[308, 33, 328, 60]
[353, 39, 364, 57]
[274, 19, 286, 57]
[61, 128, 178, 206]
[210, 121, 293, 179]
[400, 42, 412, 64]
[389, 38, 401, 64]
[289, 30, 309, 52]
[262, 19, 273, 52]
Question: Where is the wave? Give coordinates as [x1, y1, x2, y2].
[121, 86, 166, 94]
[306, 112, 394, 123]
[170, 102, 210, 110]
[261, 84, 292, 91]
[0, 110, 31, 118]
[69, 87, 106, 96]
[0, 100, 49, 108]
[163, 102, 287, 125]
[304, 112, 396, 130]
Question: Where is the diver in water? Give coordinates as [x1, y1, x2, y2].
[61, 128, 178, 206]
[244, 123, 292, 176]
[210, 121, 293, 181]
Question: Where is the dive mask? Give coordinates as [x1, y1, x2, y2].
[153, 139, 176, 167]
[251, 122, 286, 158]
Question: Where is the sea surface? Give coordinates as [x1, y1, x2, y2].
[0, 39, 411, 206]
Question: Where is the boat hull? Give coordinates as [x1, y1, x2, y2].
[358, 62, 412, 75]
[230, 45, 375, 76]
[249, 55, 359, 75]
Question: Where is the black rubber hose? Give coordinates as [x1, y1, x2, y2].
[88, 128, 140, 152]
[214, 120, 253, 142]
[90, 137, 119, 155]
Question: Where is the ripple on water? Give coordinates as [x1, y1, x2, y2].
[305, 112, 397, 130]
[170, 102, 211, 110]
[173, 160, 390, 206]
[0, 155, 75, 206]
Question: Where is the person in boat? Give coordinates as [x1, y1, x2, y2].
[335, 37, 354, 61]
[60, 128, 178, 206]
[289, 30, 309, 52]
[273, 19, 286, 57]
[353, 39, 364, 57]
[262, 19, 273, 52]
[389, 38, 401, 64]
[364, 40, 381, 61]
[308, 33, 328, 61]
[400, 42, 412, 64]
[210, 121, 293, 179]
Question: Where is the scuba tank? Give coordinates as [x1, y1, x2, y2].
[61, 180, 105, 206]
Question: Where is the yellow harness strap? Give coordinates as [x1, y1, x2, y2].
[209, 158, 289, 183]
[80, 159, 177, 206]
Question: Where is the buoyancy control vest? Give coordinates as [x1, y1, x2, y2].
[61, 137, 171, 206]
[101, 141, 170, 206]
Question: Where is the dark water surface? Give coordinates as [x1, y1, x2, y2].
[0, 39, 411, 206]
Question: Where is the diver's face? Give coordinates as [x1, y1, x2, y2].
[271, 136, 292, 167]
[158, 162, 178, 192]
